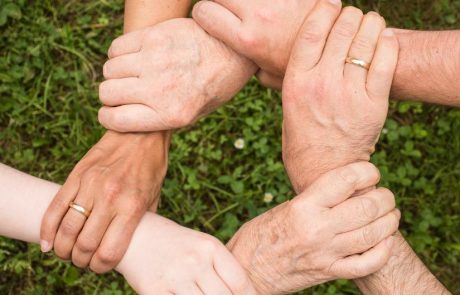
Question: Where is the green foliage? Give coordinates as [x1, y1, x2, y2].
[0, 0, 459, 294]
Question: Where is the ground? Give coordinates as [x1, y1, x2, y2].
[0, 0, 459, 294]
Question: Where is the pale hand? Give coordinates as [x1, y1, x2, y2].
[117, 214, 256, 295]
[98, 18, 257, 133]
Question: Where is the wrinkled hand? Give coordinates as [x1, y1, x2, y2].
[98, 18, 257, 133]
[228, 162, 400, 294]
[192, 0, 320, 88]
[40, 131, 169, 273]
[117, 213, 256, 295]
[281, 5, 399, 192]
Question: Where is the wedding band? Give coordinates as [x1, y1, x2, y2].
[69, 201, 91, 218]
[345, 56, 370, 70]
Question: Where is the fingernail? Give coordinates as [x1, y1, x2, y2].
[40, 240, 52, 252]
[382, 28, 394, 37]
[385, 236, 394, 248]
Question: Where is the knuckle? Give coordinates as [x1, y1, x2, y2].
[351, 36, 374, 52]
[61, 219, 80, 236]
[334, 20, 358, 39]
[299, 23, 324, 44]
[348, 265, 367, 278]
[124, 194, 148, 216]
[96, 247, 122, 266]
[200, 236, 221, 253]
[337, 166, 359, 185]
[361, 223, 379, 246]
[98, 81, 110, 102]
[377, 187, 395, 208]
[76, 237, 99, 253]
[238, 29, 261, 49]
[102, 181, 122, 204]
[342, 6, 364, 19]
[254, 7, 276, 24]
[109, 37, 122, 56]
[359, 197, 379, 220]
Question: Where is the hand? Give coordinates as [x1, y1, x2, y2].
[281, 5, 399, 192]
[40, 131, 169, 273]
[228, 162, 400, 294]
[192, 0, 321, 88]
[98, 18, 257, 133]
[117, 213, 256, 295]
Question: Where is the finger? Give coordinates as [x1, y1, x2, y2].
[196, 271, 232, 295]
[71, 203, 114, 268]
[333, 209, 400, 256]
[53, 190, 94, 261]
[256, 70, 283, 90]
[192, 1, 243, 53]
[306, 162, 381, 207]
[344, 12, 385, 85]
[40, 174, 80, 252]
[108, 30, 145, 59]
[98, 104, 167, 133]
[330, 235, 395, 279]
[213, 245, 256, 294]
[366, 28, 399, 101]
[103, 53, 142, 79]
[287, 0, 342, 73]
[210, 0, 244, 17]
[89, 214, 142, 273]
[329, 187, 396, 232]
[321, 6, 364, 70]
[175, 284, 204, 295]
[99, 78, 145, 107]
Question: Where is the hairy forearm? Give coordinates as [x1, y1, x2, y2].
[355, 232, 450, 294]
[391, 29, 460, 107]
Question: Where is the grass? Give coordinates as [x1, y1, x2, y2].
[0, 0, 459, 294]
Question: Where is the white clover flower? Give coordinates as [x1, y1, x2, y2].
[263, 192, 274, 203]
[382, 128, 388, 134]
[234, 138, 245, 150]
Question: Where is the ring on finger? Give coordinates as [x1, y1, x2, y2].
[345, 56, 370, 70]
[69, 201, 91, 218]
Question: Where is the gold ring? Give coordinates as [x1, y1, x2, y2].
[345, 56, 370, 70]
[69, 201, 91, 218]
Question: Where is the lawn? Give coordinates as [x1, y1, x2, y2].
[0, 0, 459, 294]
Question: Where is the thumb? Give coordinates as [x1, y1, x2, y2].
[98, 105, 169, 133]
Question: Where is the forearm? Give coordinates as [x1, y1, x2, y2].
[103, 0, 192, 182]
[124, 0, 191, 33]
[391, 29, 460, 107]
[355, 232, 450, 294]
[0, 163, 149, 275]
[0, 164, 59, 243]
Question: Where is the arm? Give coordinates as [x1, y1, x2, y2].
[0, 163, 255, 294]
[354, 232, 451, 294]
[277, 4, 450, 294]
[192, 0, 460, 107]
[391, 29, 460, 106]
[39, 0, 190, 273]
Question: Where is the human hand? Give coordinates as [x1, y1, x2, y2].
[227, 162, 400, 294]
[117, 213, 256, 295]
[192, 0, 321, 88]
[40, 131, 169, 273]
[281, 6, 399, 192]
[98, 18, 257, 133]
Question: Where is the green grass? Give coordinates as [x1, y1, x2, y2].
[1, 0, 459, 294]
